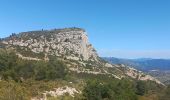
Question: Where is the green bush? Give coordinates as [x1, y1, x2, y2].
[83, 79, 137, 100]
[135, 81, 147, 95]
[0, 49, 68, 81]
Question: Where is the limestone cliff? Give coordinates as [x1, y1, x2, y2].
[1, 28, 98, 61]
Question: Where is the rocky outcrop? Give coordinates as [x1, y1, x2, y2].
[16, 53, 41, 61]
[32, 86, 81, 100]
[1, 28, 98, 61]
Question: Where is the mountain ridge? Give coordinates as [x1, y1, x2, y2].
[1, 27, 98, 62]
[0, 27, 163, 84]
[102, 57, 170, 71]
[103, 57, 170, 84]
[0, 27, 165, 99]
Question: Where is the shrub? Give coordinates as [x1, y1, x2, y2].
[83, 79, 137, 100]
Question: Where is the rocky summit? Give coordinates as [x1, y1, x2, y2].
[1, 28, 98, 61]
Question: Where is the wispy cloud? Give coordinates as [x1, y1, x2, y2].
[98, 49, 170, 59]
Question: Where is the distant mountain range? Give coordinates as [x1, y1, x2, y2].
[103, 57, 170, 84]
[102, 57, 170, 71]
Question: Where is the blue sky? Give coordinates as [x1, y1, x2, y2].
[0, 0, 170, 58]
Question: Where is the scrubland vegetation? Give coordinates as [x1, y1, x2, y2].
[0, 48, 170, 100]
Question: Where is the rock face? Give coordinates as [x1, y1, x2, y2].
[1, 28, 98, 61]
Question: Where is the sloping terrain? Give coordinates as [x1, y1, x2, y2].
[103, 57, 170, 84]
[0, 28, 166, 100]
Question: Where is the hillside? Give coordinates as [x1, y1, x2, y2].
[0, 28, 167, 100]
[103, 57, 170, 85]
